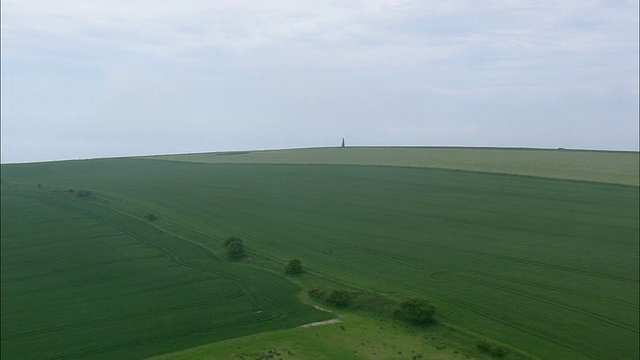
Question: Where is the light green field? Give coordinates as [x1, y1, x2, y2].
[2, 148, 638, 360]
[148, 147, 640, 186]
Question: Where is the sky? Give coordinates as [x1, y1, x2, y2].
[1, 0, 638, 163]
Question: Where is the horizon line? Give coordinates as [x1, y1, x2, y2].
[2, 145, 639, 165]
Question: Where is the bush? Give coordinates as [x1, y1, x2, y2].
[76, 190, 93, 199]
[308, 288, 325, 299]
[145, 213, 158, 221]
[223, 236, 242, 247]
[326, 289, 352, 307]
[349, 293, 396, 316]
[226, 240, 245, 260]
[285, 259, 303, 274]
[477, 339, 509, 357]
[395, 298, 436, 324]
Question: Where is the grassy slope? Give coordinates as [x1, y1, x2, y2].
[151, 313, 468, 360]
[2, 157, 637, 360]
[148, 147, 640, 186]
[0, 187, 332, 359]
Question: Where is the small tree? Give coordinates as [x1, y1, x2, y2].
[396, 298, 436, 324]
[285, 259, 303, 274]
[226, 241, 245, 259]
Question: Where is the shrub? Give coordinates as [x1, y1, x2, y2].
[477, 339, 509, 357]
[223, 236, 242, 247]
[76, 190, 93, 198]
[308, 288, 324, 299]
[349, 293, 396, 316]
[326, 289, 352, 307]
[145, 213, 158, 221]
[285, 259, 303, 274]
[395, 298, 436, 324]
[226, 240, 245, 260]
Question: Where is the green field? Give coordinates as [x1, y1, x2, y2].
[1, 187, 332, 359]
[149, 147, 640, 186]
[2, 148, 638, 359]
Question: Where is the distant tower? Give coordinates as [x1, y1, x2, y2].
[341, 138, 345, 148]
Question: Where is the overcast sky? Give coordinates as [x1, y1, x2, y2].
[1, 0, 638, 163]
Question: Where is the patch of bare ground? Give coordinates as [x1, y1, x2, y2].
[298, 318, 342, 328]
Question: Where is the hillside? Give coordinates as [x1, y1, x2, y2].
[147, 147, 640, 186]
[2, 148, 638, 359]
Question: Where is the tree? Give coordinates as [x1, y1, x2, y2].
[395, 298, 436, 324]
[285, 259, 303, 274]
[226, 240, 245, 259]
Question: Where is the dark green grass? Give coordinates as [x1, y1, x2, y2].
[0, 188, 331, 359]
[2, 158, 638, 360]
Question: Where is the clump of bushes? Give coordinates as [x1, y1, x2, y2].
[284, 259, 303, 274]
[395, 298, 436, 324]
[326, 289, 353, 307]
[224, 236, 245, 260]
[350, 293, 396, 316]
[145, 213, 158, 221]
[308, 288, 325, 299]
[477, 339, 509, 357]
[307, 287, 398, 317]
[223, 236, 242, 247]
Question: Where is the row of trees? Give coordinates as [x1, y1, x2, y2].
[221, 236, 435, 324]
[219, 235, 504, 356]
[223, 236, 304, 275]
[308, 287, 436, 324]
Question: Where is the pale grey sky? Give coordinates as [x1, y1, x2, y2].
[1, 0, 638, 163]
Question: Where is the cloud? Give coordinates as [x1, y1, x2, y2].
[3, 1, 635, 61]
[3, 0, 636, 96]
[1, 0, 638, 162]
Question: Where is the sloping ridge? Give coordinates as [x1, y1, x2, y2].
[144, 147, 640, 186]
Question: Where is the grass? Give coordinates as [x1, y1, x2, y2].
[150, 312, 470, 360]
[147, 147, 640, 186]
[1, 149, 638, 360]
[0, 187, 332, 359]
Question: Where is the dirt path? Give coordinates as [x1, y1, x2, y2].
[310, 304, 332, 313]
[298, 318, 342, 328]
[298, 302, 342, 328]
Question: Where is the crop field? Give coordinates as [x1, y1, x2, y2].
[2, 148, 638, 360]
[1, 187, 332, 359]
[149, 147, 640, 186]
